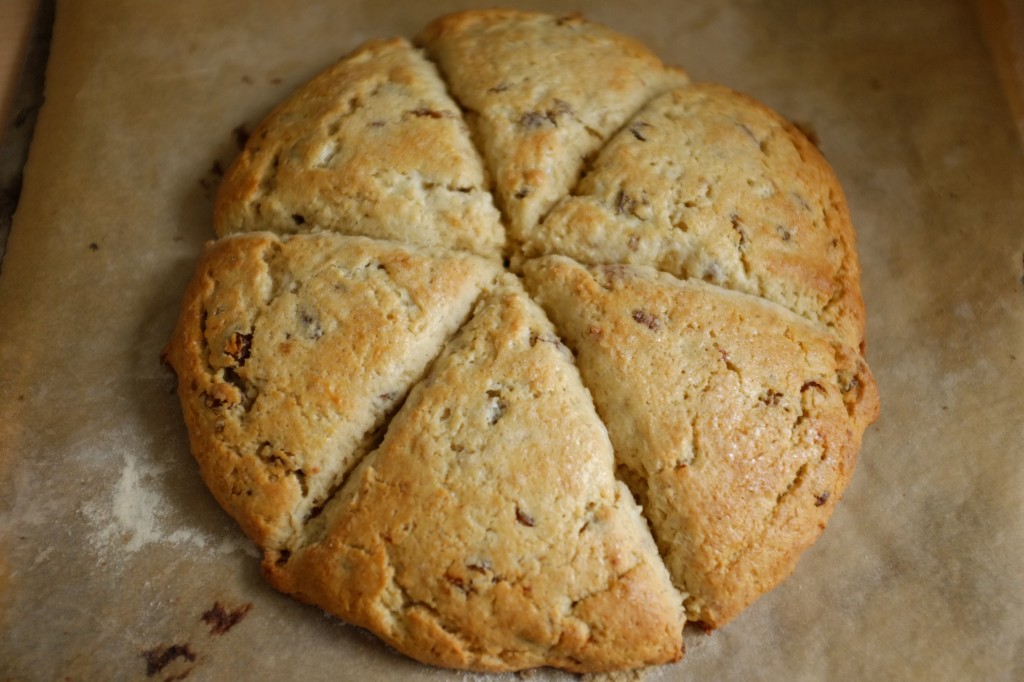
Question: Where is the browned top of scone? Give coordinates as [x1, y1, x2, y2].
[214, 38, 504, 259]
[164, 231, 499, 549]
[262, 278, 685, 671]
[524, 256, 878, 627]
[522, 83, 866, 350]
[417, 9, 688, 242]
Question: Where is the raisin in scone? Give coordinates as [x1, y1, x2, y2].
[166, 8, 879, 675]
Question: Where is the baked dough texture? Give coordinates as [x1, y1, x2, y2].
[164, 232, 501, 549]
[213, 37, 504, 259]
[523, 257, 878, 628]
[263, 278, 684, 671]
[417, 10, 689, 243]
[519, 84, 866, 350]
[166, 8, 878, 674]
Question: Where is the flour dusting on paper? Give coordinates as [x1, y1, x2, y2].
[80, 447, 256, 563]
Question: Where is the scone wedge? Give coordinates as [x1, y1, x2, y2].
[417, 9, 688, 242]
[164, 232, 499, 549]
[214, 38, 504, 259]
[524, 256, 879, 627]
[523, 84, 866, 349]
[263, 278, 686, 672]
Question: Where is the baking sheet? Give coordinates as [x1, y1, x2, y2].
[2, 0, 1023, 679]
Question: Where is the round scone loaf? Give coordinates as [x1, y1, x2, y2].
[165, 9, 879, 674]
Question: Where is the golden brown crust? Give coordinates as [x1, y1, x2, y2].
[262, 280, 685, 671]
[523, 256, 878, 627]
[522, 83, 866, 349]
[164, 232, 499, 549]
[214, 38, 504, 259]
[417, 9, 688, 243]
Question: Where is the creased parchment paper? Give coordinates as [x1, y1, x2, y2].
[1, 1, 1023, 680]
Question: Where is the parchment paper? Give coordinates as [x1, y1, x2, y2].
[2, 1, 1022, 679]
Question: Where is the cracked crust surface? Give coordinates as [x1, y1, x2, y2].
[523, 256, 879, 627]
[164, 232, 499, 549]
[416, 9, 688, 243]
[213, 38, 504, 260]
[521, 84, 865, 350]
[262, 279, 685, 671]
